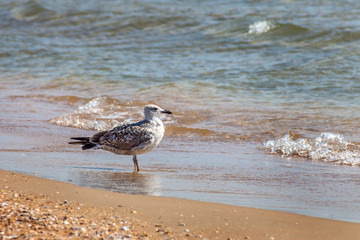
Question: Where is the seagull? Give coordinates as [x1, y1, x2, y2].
[69, 104, 172, 172]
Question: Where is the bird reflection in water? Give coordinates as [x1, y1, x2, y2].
[77, 170, 161, 196]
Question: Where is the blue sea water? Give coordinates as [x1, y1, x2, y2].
[1, 0, 360, 222]
[1, 0, 360, 140]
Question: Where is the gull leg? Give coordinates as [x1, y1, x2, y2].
[133, 155, 140, 173]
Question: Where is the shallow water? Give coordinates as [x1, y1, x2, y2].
[1, 0, 360, 222]
[1, 92, 360, 223]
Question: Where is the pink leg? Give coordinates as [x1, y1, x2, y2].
[133, 155, 140, 173]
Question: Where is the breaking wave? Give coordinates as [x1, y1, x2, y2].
[264, 132, 360, 166]
[248, 20, 276, 35]
[49, 96, 218, 140]
[50, 97, 143, 131]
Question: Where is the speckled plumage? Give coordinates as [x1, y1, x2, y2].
[69, 104, 172, 172]
[91, 119, 164, 155]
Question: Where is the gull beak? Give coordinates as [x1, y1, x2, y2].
[161, 110, 172, 114]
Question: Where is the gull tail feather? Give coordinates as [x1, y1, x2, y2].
[69, 137, 97, 150]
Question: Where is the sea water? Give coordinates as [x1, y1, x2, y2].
[1, 0, 360, 222]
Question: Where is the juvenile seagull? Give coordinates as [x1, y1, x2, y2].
[69, 104, 172, 172]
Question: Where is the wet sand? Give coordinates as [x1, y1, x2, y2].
[1, 169, 359, 240]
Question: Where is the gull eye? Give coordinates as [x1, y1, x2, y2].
[151, 107, 158, 111]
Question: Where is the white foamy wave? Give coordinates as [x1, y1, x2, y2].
[264, 132, 360, 166]
[50, 97, 139, 131]
[248, 20, 276, 35]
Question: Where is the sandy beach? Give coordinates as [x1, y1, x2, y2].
[1, 169, 359, 240]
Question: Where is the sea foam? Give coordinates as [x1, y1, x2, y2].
[248, 20, 276, 35]
[50, 97, 133, 131]
[264, 132, 360, 166]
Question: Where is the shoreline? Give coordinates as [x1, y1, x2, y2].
[1, 86, 360, 224]
[1, 169, 359, 240]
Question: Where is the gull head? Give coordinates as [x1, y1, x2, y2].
[144, 104, 172, 120]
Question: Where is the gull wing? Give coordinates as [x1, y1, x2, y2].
[91, 123, 153, 151]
